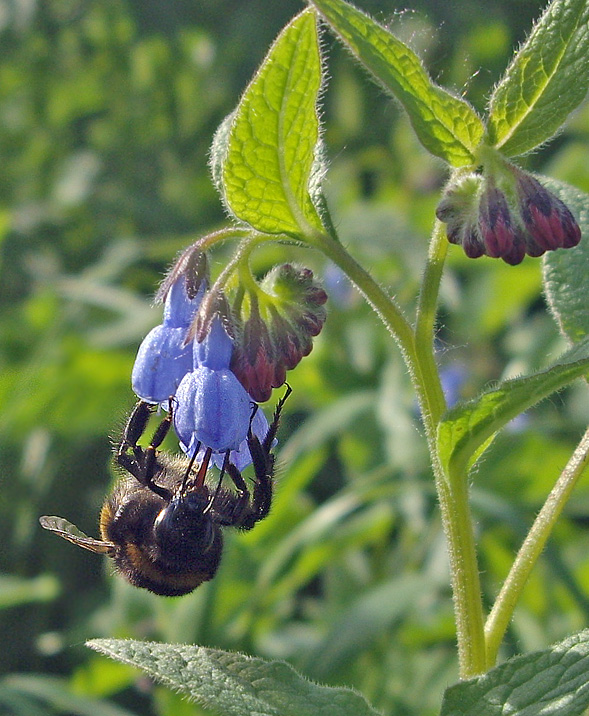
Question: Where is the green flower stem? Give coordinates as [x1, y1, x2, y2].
[484, 425, 589, 668]
[311, 231, 415, 349]
[313, 228, 486, 678]
[440, 467, 488, 678]
[198, 227, 253, 250]
[416, 220, 486, 678]
[208, 235, 261, 295]
[416, 220, 448, 365]
[415, 219, 449, 427]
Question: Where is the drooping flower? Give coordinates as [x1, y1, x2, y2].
[513, 170, 581, 252]
[174, 316, 252, 455]
[436, 165, 582, 265]
[132, 276, 206, 404]
[231, 264, 328, 402]
[477, 183, 527, 265]
[185, 407, 271, 472]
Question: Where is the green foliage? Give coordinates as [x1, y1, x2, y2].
[308, 0, 485, 166]
[487, 0, 589, 157]
[544, 179, 589, 342]
[1, 0, 588, 715]
[440, 629, 589, 716]
[88, 639, 380, 716]
[215, 10, 325, 235]
[438, 336, 589, 480]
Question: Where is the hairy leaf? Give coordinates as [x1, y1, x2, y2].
[543, 180, 589, 342]
[488, 0, 589, 157]
[220, 10, 325, 236]
[308, 0, 484, 166]
[437, 337, 589, 479]
[87, 639, 380, 716]
[441, 629, 589, 716]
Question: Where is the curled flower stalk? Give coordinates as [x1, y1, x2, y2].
[130, 237, 328, 474]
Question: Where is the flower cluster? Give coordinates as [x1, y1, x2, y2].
[231, 264, 328, 402]
[131, 245, 327, 468]
[436, 165, 581, 265]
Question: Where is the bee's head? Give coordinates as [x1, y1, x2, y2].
[153, 491, 217, 564]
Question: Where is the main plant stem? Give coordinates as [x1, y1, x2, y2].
[313, 229, 487, 678]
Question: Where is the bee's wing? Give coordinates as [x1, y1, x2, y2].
[39, 515, 115, 555]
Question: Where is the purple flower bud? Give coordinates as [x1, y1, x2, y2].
[231, 264, 327, 402]
[231, 304, 282, 403]
[461, 226, 485, 259]
[479, 186, 515, 259]
[515, 172, 581, 252]
[437, 167, 582, 265]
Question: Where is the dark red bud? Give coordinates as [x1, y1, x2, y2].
[462, 227, 485, 258]
[516, 172, 582, 253]
[501, 234, 526, 265]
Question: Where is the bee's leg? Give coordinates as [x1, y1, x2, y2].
[142, 400, 174, 483]
[217, 461, 252, 528]
[118, 400, 153, 461]
[116, 399, 173, 501]
[203, 450, 229, 514]
[261, 383, 291, 452]
[217, 386, 291, 529]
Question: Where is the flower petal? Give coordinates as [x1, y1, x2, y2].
[182, 407, 271, 471]
[163, 277, 205, 328]
[132, 325, 193, 403]
[174, 366, 252, 452]
[194, 317, 233, 370]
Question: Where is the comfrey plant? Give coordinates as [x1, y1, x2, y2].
[87, 0, 589, 714]
[132, 244, 326, 469]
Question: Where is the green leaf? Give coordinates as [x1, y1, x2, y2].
[87, 639, 380, 716]
[488, 0, 589, 157]
[308, 0, 484, 166]
[440, 629, 589, 716]
[543, 180, 589, 342]
[220, 10, 325, 236]
[437, 336, 589, 479]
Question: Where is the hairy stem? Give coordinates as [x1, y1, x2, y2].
[312, 228, 486, 678]
[485, 426, 589, 667]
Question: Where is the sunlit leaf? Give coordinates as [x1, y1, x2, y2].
[437, 336, 589, 479]
[308, 0, 484, 166]
[488, 0, 589, 156]
[441, 629, 589, 716]
[88, 639, 380, 716]
[218, 10, 325, 236]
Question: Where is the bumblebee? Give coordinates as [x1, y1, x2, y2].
[40, 387, 290, 596]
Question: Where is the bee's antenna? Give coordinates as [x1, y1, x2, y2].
[194, 446, 212, 490]
[203, 450, 229, 514]
[180, 440, 201, 495]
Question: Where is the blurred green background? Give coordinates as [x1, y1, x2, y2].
[1, 0, 588, 714]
